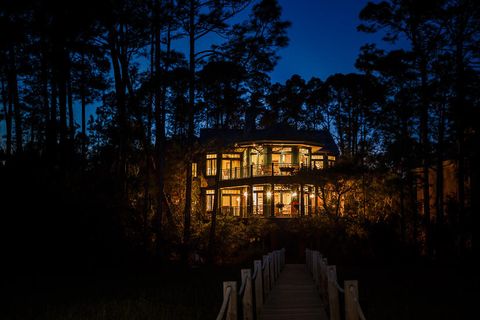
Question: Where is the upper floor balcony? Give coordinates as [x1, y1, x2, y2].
[220, 163, 309, 180]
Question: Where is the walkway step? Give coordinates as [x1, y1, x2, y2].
[261, 264, 328, 320]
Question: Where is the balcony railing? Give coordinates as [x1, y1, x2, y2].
[220, 163, 305, 180]
[217, 204, 316, 217]
[221, 205, 244, 217]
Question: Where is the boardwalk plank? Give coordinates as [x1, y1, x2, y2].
[260, 264, 328, 320]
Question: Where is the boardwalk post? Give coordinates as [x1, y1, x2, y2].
[241, 269, 253, 320]
[253, 260, 263, 318]
[344, 280, 359, 320]
[276, 250, 280, 277]
[312, 251, 319, 286]
[310, 249, 314, 273]
[272, 251, 278, 282]
[263, 255, 270, 295]
[322, 257, 329, 298]
[269, 252, 275, 287]
[317, 253, 324, 289]
[327, 265, 341, 320]
[224, 281, 238, 320]
[305, 249, 310, 271]
[275, 251, 279, 278]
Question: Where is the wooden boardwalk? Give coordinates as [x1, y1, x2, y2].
[260, 264, 328, 320]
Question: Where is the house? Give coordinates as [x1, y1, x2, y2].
[194, 125, 339, 218]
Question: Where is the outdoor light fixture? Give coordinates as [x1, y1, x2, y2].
[243, 191, 248, 197]
[266, 191, 272, 198]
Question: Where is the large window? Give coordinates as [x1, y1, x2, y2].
[250, 149, 264, 166]
[272, 147, 292, 164]
[206, 154, 217, 176]
[253, 186, 264, 215]
[221, 189, 241, 216]
[274, 185, 297, 215]
[328, 155, 336, 167]
[206, 189, 215, 212]
[221, 154, 241, 179]
[192, 162, 197, 177]
[272, 147, 292, 175]
[312, 154, 324, 169]
[299, 147, 310, 167]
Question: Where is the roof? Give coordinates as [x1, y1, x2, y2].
[199, 125, 339, 155]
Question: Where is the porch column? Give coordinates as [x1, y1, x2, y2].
[248, 185, 253, 217]
[216, 187, 221, 215]
[300, 184, 305, 216]
[314, 185, 318, 215]
[270, 184, 275, 217]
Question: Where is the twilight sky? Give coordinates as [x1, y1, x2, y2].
[270, 0, 408, 83]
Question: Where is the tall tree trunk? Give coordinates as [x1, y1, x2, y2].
[419, 54, 431, 256]
[108, 25, 128, 191]
[67, 69, 75, 143]
[153, 0, 166, 255]
[1, 78, 12, 156]
[183, 0, 196, 260]
[435, 102, 445, 257]
[48, 75, 58, 160]
[454, 32, 466, 254]
[208, 156, 222, 262]
[41, 38, 49, 148]
[8, 48, 22, 153]
[436, 104, 445, 226]
[80, 53, 87, 159]
[57, 47, 68, 155]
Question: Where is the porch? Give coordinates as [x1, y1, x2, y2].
[204, 184, 324, 218]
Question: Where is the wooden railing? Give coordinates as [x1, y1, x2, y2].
[220, 163, 308, 180]
[216, 248, 286, 320]
[306, 248, 367, 320]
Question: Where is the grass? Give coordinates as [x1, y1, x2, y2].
[5, 264, 240, 320]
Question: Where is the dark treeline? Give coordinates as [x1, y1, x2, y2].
[0, 0, 479, 271]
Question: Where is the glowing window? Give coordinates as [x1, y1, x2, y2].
[206, 154, 217, 176]
[192, 162, 197, 177]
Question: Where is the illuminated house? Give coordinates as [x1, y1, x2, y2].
[196, 125, 339, 218]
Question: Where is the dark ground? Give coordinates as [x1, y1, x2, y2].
[337, 257, 479, 320]
[4, 264, 236, 320]
[4, 254, 478, 320]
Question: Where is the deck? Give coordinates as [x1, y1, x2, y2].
[260, 264, 328, 320]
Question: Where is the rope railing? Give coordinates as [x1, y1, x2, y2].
[238, 276, 247, 298]
[306, 248, 367, 320]
[252, 262, 259, 280]
[215, 248, 285, 320]
[329, 268, 345, 294]
[216, 285, 234, 320]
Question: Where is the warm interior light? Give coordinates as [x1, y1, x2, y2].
[309, 194, 315, 198]
[266, 191, 272, 198]
[243, 191, 248, 197]
[292, 192, 298, 197]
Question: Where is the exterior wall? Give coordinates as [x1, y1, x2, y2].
[199, 141, 336, 218]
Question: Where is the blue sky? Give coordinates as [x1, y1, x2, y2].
[270, 0, 407, 83]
